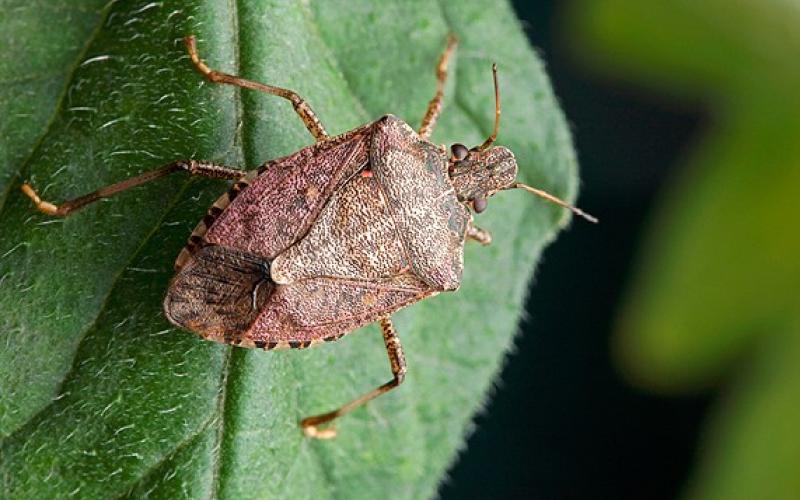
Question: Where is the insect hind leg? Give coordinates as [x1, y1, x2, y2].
[301, 316, 406, 439]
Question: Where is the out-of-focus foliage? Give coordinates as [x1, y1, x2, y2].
[569, 1, 800, 499]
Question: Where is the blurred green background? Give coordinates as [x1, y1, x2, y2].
[443, 1, 800, 499]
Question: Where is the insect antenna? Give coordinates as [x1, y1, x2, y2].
[476, 63, 501, 152]
[507, 182, 599, 223]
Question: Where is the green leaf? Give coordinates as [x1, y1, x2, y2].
[569, 0, 800, 498]
[0, 1, 577, 498]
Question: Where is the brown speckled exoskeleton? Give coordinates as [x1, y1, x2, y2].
[22, 34, 596, 439]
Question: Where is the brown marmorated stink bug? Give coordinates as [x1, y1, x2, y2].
[21, 35, 596, 439]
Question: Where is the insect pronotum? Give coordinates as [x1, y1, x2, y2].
[22, 34, 596, 439]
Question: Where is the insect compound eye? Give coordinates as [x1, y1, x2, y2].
[472, 197, 488, 213]
[450, 143, 469, 162]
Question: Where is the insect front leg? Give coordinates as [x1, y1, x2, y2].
[184, 36, 329, 142]
[418, 34, 458, 139]
[300, 316, 407, 439]
[466, 222, 492, 246]
[22, 160, 246, 217]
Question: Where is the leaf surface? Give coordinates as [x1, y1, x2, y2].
[0, 1, 578, 497]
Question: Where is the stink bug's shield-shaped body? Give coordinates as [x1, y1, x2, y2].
[21, 34, 594, 439]
[163, 116, 469, 348]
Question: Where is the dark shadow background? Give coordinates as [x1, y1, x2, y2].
[441, 2, 714, 499]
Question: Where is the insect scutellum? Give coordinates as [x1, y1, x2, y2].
[447, 64, 598, 223]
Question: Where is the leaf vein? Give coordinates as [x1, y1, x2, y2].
[209, 0, 244, 497]
[115, 412, 219, 499]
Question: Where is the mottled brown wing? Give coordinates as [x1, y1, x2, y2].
[243, 273, 432, 348]
[163, 245, 273, 343]
[164, 242, 430, 347]
[370, 115, 470, 290]
[203, 122, 373, 260]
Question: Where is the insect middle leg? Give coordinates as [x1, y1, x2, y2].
[466, 222, 492, 246]
[184, 36, 329, 142]
[301, 316, 407, 439]
[418, 34, 458, 139]
[22, 160, 245, 217]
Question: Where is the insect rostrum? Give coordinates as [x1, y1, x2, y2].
[21, 34, 595, 440]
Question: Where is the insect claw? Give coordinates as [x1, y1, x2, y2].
[184, 35, 214, 79]
[21, 184, 60, 216]
[300, 412, 340, 439]
[301, 422, 338, 440]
